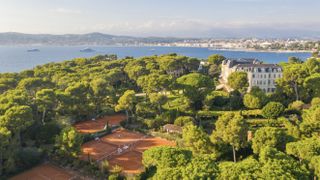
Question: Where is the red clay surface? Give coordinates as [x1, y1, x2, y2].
[80, 127, 175, 174]
[80, 140, 118, 161]
[133, 137, 176, 153]
[100, 129, 146, 146]
[107, 137, 175, 174]
[108, 151, 143, 174]
[74, 114, 126, 134]
[10, 164, 74, 180]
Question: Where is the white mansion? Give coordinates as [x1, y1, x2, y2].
[220, 58, 283, 93]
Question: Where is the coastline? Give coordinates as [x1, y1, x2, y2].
[0, 44, 313, 53]
[207, 48, 312, 53]
[0, 46, 311, 73]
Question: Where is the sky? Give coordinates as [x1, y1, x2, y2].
[0, 0, 320, 38]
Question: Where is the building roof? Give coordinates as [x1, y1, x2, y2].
[223, 58, 282, 69]
[226, 58, 260, 62]
[222, 58, 262, 68]
[163, 124, 182, 133]
[236, 64, 281, 68]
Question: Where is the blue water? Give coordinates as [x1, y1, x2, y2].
[0, 46, 311, 73]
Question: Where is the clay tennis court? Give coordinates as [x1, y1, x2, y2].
[80, 128, 175, 174]
[133, 137, 176, 153]
[80, 140, 118, 161]
[108, 137, 175, 174]
[100, 129, 146, 146]
[10, 163, 75, 180]
[74, 114, 126, 134]
[108, 151, 143, 174]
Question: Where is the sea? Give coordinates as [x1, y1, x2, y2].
[0, 46, 311, 73]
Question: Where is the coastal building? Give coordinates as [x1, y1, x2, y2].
[163, 124, 182, 134]
[166, 68, 185, 77]
[198, 61, 209, 73]
[220, 58, 282, 93]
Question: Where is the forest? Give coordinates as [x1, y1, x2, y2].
[0, 52, 320, 179]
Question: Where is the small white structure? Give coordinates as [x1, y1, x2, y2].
[220, 58, 283, 93]
[163, 124, 182, 134]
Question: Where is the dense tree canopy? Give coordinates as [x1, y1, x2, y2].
[227, 72, 249, 93]
[182, 124, 213, 154]
[0, 54, 319, 179]
[261, 102, 285, 119]
[208, 54, 226, 65]
[214, 113, 248, 162]
[55, 126, 83, 158]
[252, 127, 288, 154]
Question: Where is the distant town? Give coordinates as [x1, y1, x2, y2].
[144, 38, 320, 52]
[0, 32, 319, 52]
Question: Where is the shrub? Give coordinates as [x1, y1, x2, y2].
[108, 173, 124, 180]
[82, 128, 112, 143]
[229, 90, 244, 110]
[288, 101, 304, 111]
[55, 126, 83, 157]
[100, 160, 109, 174]
[100, 106, 115, 116]
[262, 102, 285, 119]
[197, 111, 222, 117]
[252, 127, 288, 154]
[158, 110, 179, 124]
[143, 118, 163, 129]
[35, 123, 61, 144]
[241, 109, 262, 118]
[111, 165, 122, 174]
[204, 91, 229, 110]
[243, 94, 262, 109]
[174, 116, 194, 126]
[246, 118, 283, 128]
[136, 102, 157, 118]
[311, 97, 320, 107]
[17, 147, 44, 168]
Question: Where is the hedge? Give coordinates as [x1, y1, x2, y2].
[82, 126, 118, 143]
[246, 118, 284, 128]
[240, 109, 262, 118]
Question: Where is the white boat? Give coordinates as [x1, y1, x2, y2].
[27, 48, 40, 52]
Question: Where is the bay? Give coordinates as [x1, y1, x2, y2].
[0, 46, 311, 73]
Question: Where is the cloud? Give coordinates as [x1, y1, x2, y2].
[52, 8, 82, 14]
[68, 17, 320, 38]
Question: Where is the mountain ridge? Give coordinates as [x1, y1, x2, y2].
[0, 32, 190, 46]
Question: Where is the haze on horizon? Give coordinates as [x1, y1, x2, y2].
[1, 0, 320, 38]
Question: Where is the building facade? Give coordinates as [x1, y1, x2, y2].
[220, 58, 282, 93]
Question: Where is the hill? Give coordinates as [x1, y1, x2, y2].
[0, 32, 187, 46]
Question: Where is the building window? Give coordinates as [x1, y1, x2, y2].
[252, 74, 255, 78]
